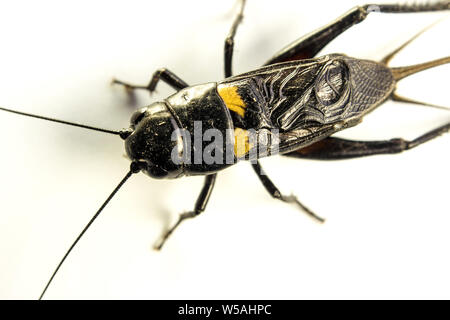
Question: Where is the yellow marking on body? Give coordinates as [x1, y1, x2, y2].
[218, 85, 246, 117]
[234, 128, 252, 158]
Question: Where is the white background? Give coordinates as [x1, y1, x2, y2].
[0, 0, 449, 299]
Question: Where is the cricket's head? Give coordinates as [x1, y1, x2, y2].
[123, 102, 184, 179]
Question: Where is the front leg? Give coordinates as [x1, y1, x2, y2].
[112, 68, 188, 94]
[154, 174, 217, 250]
[251, 161, 325, 222]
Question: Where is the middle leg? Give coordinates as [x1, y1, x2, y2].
[251, 161, 325, 222]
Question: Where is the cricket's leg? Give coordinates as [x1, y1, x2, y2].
[251, 161, 325, 222]
[225, 0, 325, 223]
[265, 2, 450, 65]
[154, 174, 217, 250]
[112, 68, 188, 94]
[224, 0, 246, 77]
[284, 122, 450, 160]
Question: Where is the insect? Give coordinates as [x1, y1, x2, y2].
[1, 0, 449, 299]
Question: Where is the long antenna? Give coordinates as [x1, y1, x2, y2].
[0, 106, 122, 136]
[39, 165, 139, 300]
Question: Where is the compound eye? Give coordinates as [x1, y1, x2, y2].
[315, 60, 349, 106]
[130, 107, 147, 126]
[147, 164, 168, 178]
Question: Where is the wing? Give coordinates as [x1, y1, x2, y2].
[219, 54, 394, 131]
[217, 54, 396, 156]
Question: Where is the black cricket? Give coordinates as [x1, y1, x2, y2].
[1, 0, 449, 299]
